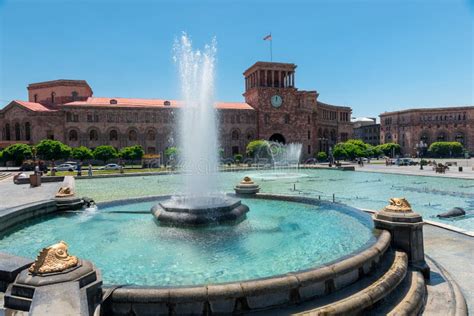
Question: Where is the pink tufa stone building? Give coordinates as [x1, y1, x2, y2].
[0, 62, 352, 159]
[380, 107, 474, 156]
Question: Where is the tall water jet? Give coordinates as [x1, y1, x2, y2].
[174, 33, 219, 196]
[151, 33, 249, 226]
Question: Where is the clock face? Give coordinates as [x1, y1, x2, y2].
[271, 95, 283, 108]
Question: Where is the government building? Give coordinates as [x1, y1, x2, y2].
[380, 106, 474, 156]
[0, 61, 352, 160]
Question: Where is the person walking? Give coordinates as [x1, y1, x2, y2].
[88, 164, 93, 177]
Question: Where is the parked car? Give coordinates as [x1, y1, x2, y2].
[397, 158, 417, 166]
[99, 163, 121, 170]
[53, 163, 76, 172]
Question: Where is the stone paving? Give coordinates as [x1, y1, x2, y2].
[424, 224, 474, 313]
[0, 177, 61, 212]
[353, 163, 474, 179]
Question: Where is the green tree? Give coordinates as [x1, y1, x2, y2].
[234, 153, 243, 163]
[316, 151, 328, 161]
[375, 143, 401, 157]
[72, 146, 93, 162]
[246, 140, 269, 157]
[2, 144, 32, 165]
[165, 147, 179, 159]
[36, 140, 72, 161]
[332, 143, 348, 160]
[93, 145, 117, 164]
[119, 145, 145, 161]
[428, 142, 463, 158]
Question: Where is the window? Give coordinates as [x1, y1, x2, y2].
[146, 130, 156, 141]
[51, 92, 56, 103]
[89, 130, 98, 141]
[34, 94, 38, 103]
[307, 130, 311, 140]
[15, 123, 21, 140]
[307, 145, 311, 155]
[231, 130, 239, 140]
[25, 122, 31, 141]
[110, 99, 118, 105]
[71, 91, 78, 101]
[109, 130, 118, 141]
[264, 114, 270, 125]
[69, 130, 78, 141]
[164, 100, 171, 106]
[284, 114, 290, 124]
[232, 146, 239, 155]
[5, 123, 10, 140]
[128, 130, 138, 141]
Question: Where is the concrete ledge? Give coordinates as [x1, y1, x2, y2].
[0, 200, 57, 233]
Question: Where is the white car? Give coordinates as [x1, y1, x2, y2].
[53, 163, 76, 172]
[99, 163, 121, 170]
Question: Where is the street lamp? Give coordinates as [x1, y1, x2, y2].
[416, 140, 427, 170]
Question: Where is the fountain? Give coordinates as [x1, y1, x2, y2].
[151, 33, 249, 226]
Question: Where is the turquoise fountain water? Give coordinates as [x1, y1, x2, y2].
[0, 198, 375, 286]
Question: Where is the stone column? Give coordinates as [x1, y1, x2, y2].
[373, 198, 430, 279]
[264, 70, 268, 87]
[272, 71, 275, 87]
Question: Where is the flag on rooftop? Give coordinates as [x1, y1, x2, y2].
[263, 34, 272, 41]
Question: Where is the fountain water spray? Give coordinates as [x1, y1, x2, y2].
[174, 33, 219, 197]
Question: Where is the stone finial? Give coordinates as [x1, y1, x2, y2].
[383, 198, 412, 213]
[29, 241, 78, 274]
[235, 176, 260, 194]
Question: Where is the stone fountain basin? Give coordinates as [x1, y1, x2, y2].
[151, 195, 249, 226]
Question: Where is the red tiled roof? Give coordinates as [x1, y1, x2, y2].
[64, 97, 254, 110]
[14, 100, 57, 112]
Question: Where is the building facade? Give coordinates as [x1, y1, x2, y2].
[0, 62, 352, 160]
[352, 117, 380, 146]
[379, 107, 474, 156]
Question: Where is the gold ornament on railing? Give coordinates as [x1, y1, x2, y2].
[383, 198, 413, 213]
[29, 241, 78, 274]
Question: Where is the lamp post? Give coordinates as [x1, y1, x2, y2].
[416, 141, 427, 170]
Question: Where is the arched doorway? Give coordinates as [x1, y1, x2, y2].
[269, 133, 286, 144]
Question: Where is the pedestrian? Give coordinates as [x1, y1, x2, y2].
[88, 163, 93, 177]
[77, 163, 82, 177]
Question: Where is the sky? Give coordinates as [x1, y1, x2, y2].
[0, 0, 472, 118]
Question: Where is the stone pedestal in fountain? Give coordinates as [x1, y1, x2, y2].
[234, 177, 260, 195]
[151, 196, 249, 227]
[373, 198, 430, 279]
[4, 241, 102, 315]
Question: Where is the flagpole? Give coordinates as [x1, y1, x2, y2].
[270, 32, 272, 61]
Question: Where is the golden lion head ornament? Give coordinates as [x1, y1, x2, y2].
[29, 241, 78, 274]
[383, 198, 412, 213]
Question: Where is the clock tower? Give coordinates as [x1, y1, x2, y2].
[243, 61, 318, 157]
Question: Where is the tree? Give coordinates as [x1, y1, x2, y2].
[72, 146, 93, 162]
[428, 142, 463, 158]
[2, 144, 32, 165]
[93, 146, 117, 164]
[36, 140, 72, 161]
[332, 144, 348, 160]
[164, 147, 179, 159]
[375, 143, 401, 157]
[234, 154, 243, 163]
[316, 151, 328, 161]
[246, 140, 269, 157]
[332, 139, 371, 160]
[119, 145, 145, 162]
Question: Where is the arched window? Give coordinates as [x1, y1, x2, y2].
[146, 130, 156, 141]
[71, 91, 78, 101]
[231, 130, 239, 141]
[437, 132, 447, 142]
[51, 92, 56, 103]
[89, 130, 98, 141]
[128, 130, 137, 141]
[109, 130, 118, 141]
[69, 130, 78, 141]
[246, 130, 255, 141]
[15, 123, 21, 140]
[307, 130, 311, 140]
[5, 123, 11, 140]
[25, 122, 31, 141]
[34, 94, 38, 103]
[455, 133, 465, 145]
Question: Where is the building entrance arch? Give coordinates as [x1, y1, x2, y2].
[269, 133, 286, 144]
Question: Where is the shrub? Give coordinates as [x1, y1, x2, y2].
[72, 146, 93, 162]
[2, 143, 33, 165]
[36, 139, 71, 161]
[93, 146, 117, 164]
[234, 154, 243, 163]
[316, 151, 328, 161]
[428, 142, 464, 157]
[246, 140, 268, 158]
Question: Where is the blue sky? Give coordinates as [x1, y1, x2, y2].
[0, 0, 472, 118]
